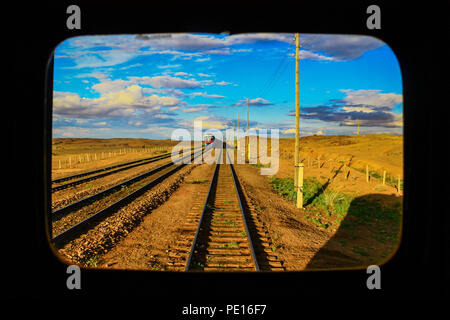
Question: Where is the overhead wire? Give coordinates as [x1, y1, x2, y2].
[257, 36, 295, 99]
[263, 34, 324, 99]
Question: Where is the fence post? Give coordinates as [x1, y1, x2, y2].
[317, 155, 320, 169]
[366, 164, 369, 182]
[383, 170, 386, 185]
[296, 163, 304, 209]
[398, 175, 401, 194]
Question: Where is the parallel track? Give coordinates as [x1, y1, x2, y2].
[51, 147, 210, 248]
[51, 147, 201, 192]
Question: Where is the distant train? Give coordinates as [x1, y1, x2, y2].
[203, 134, 215, 146]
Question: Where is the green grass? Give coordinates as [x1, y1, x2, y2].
[251, 163, 271, 168]
[269, 176, 402, 239]
[353, 247, 370, 257]
[192, 261, 204, 268]
[311, 217, 330, 229]
[353, 167, 403, 190]
[86, 255, 99, 267]
[273, 176, 327, 204]
[269, 176, 351, 216]
[348, 197, 402, 225]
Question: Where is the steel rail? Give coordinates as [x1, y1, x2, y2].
[52, 146, 201, 185]
[51, 153, 172, 192]
[52, 147, 211, 248]
[185, 148, 223, 271]
[52, 153, 169, 184]
[225, 148, 260, 271]
[52, 147, 205, 221]
[185, 148, 259, 271]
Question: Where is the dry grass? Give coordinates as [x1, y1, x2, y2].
[51, 138, 190, 179]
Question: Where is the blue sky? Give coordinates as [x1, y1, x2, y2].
[53, 33, 403, 139]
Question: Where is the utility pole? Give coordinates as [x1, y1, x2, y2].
[246, 97, 249, 162]
[237, 113, 239, 150]
[232, 120, 235, 148]
[294, 32, 303, 209]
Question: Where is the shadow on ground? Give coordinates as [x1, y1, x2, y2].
[304, 193, 402, 270]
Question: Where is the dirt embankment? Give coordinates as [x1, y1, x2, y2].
[51, 156, 174, 211]
[233, 164, 402, 270]
[55, 162, 204, 266]
[74, 163, 216, 270]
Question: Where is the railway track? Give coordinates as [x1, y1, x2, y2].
[51, 146, 211, 248]
[168, 148, 284, 271]
[51, 147, 201, 192]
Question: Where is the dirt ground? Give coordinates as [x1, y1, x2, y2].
[91, 160, 401, 272]
[234, 164, 402, 270]
[96, 163, 216, 270]
[52, 135, 403, 271]
[51, 156, 174, 211]
[278, 134, 403, 176]
[51, 138, 186, 180]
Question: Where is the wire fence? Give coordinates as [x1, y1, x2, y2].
[298, 151, 403, 193]
[51, 146, 173, 170]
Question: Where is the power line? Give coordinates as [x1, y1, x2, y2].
[298, 34, 320, 49]
[258, 38, 295, 99]
[262, 53, 292, 99]
[258, 34, 321, 101]
[260, 41, 294, 97]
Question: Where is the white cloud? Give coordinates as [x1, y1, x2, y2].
[282, 128, 296, 134]
[193, 115, 229, 129]
[215, 81, 232, 86]
[183, 107, 205, 113]
[192, 92, 225, 99]
[195, 57, 211, 62]
[128, 75, 202, 89]
[157, 64, 181, 69]
[341, 106, 375, 113]
[299, 50, 336, 61]
[58, 33, 385, 72]
[200, 80, 215, 86]
[53, 82, 180, 119]
[93, 121, 108, 126]
[302, 34, 385, 60]
[233, 97, 273, 106]
[197, 73, 215, 77]
[339, 89, 403, 109]
[174, 72, 189, 76]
